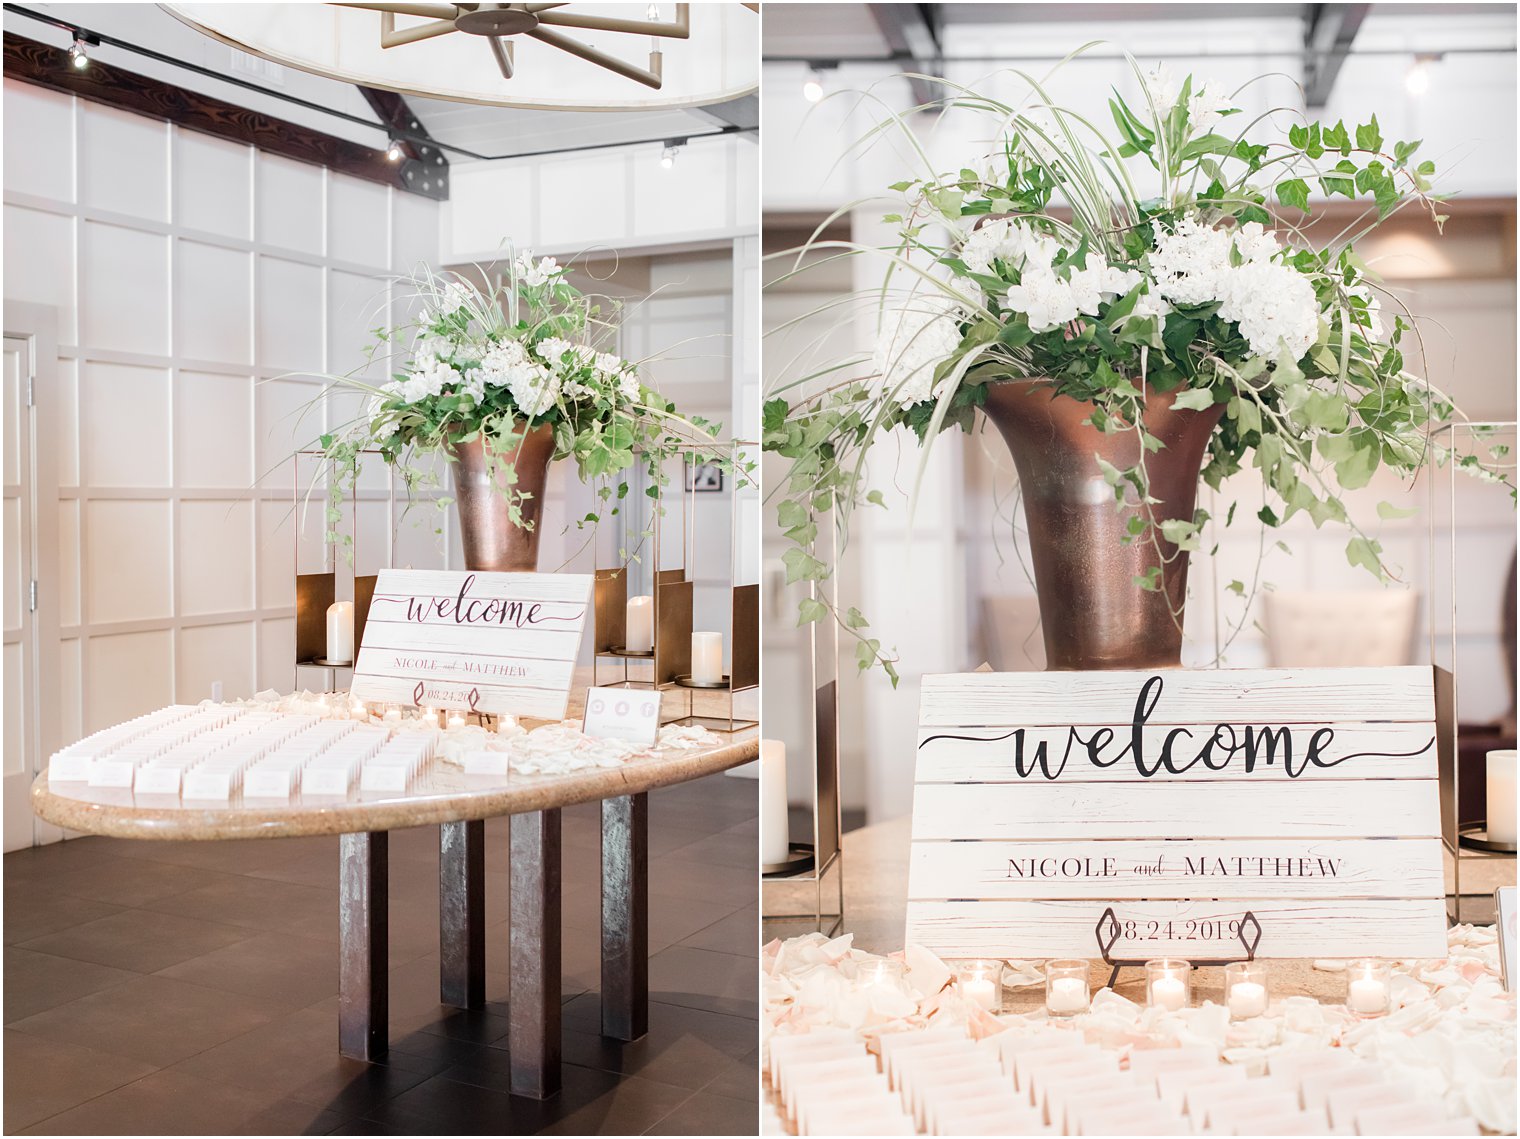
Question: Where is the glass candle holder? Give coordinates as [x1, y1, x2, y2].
[956, 959, 1003, 1013]
[857, 958, 907, 995]
[1345, 959, 1392, 1018]
[1144, 958, 1191, 1011]
[1044, 960, 1091, 1017]
[1224, 961, 1269, 1020]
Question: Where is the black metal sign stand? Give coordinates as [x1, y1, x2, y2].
[1094, 907, 1263, 990]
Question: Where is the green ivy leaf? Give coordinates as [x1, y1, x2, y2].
[1172, 387, 1217, 411]
[1275, 178, 1310, 211]
[1376, 501, 1419, 520]
[1346, 536, 1385, 576]
[797, 598, 828, 626]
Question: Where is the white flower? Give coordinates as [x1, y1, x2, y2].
[505, 361, 560, 417]
[515, 253, 561, 287]
[960, 218, 1061, 277]
[457, 367, 486, 405]
[1133, 289, 1172, 321]
[1005, 268, 1080, 332]
[426, 280, 473, 324]
[871, 292, 967, 407]
[1216, 260, 1319, 359]
[594, 351, 624, 376]
[1233, 221, 1280, 264]
[1187, 79, 1234, 134]
[1143, 64, 1179, 115]
[618, 371, 641, 403]
[395, 353, 460, 403]
[1148, 217, 1235, 306]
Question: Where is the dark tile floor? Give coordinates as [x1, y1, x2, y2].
[4, 773, 759, 1135]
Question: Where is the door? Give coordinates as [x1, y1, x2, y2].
[4, 334, 38, 849]
[3, 303, 61, 851]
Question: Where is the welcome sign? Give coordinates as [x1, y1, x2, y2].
[350, 569, 593, 721]
[905, 666, 1449, 960]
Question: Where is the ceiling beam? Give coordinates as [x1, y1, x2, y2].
[2, 33, 440, 197]
[357, 86, 449, 200]
[866, 3, 942, 108]
[1303, 3, 1370, 109]
[689, 93, 758, 139]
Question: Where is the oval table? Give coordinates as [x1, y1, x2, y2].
[32, 705, 757, 1101]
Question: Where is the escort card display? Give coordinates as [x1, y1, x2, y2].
[904, 666, 1448, 960]
[349, 569, 593, 721]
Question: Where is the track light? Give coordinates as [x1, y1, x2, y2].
[802, 61, 838, 104]
[68, 35, 89, 69]
[659, 137, 686, 169]
[646, 4, 659, 18]
[386, 140, 404, 163]
[1406, 54, 1438, 96]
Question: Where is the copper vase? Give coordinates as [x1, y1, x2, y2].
[444, 421, 556, 572]
[979, 380, 1225, 671]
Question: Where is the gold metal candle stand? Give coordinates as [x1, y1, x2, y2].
[762, 508, 844, 934]
[292, 449, 392, 690]
[1430, 421, 1518, 924]
[592, 449, 693, 718]
[670, 441, 759, 733]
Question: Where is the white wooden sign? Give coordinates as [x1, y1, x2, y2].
[582, 686, 661, 747]
[350, 570, 592, 721]
[905, 666, 1448, 960]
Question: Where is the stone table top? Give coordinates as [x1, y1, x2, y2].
[32, 678, 757, 842]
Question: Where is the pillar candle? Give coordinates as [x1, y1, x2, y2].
[626, 595, 654, 652]
[326, 601, 355, 664]
[1047, 977, 1089, 1014]
[691, 631, 723, 684]
[1487, 749, 1516, 845]
[761, 738, 790, 864]
[1151, 975, 1186, 1011]
[1228, 981, 1267, 1018]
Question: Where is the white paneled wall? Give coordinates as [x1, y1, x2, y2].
[3, 80, 440, 746]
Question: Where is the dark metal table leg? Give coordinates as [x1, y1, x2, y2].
[600, 792, 648, 1041]
[339, 831, 388, 1061]
[439, 819, 485, 1009]
[509, 808, 561, 1099]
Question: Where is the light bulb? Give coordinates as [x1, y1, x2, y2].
[803, 75, 824, 103]
[68, 38, 88, 69]
[386, 141, 403, 162]
[646, 3, 659, 18]
[1405, 58, 1431, 96]
[660, 148, 675, 170]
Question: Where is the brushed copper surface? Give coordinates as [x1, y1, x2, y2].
[445, 422, 556, 572]
[979, 380, 1225, 671]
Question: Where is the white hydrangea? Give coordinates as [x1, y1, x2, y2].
[1148, 217, 1235, 305]
[395, 354, 460, 403]
[1216, 260, 1320, 360]
[505, 362, 560, 417]
[872, 293, 967, 407]
[1003, 261, 1138, 334]
[1233, 221, 1280, 264]
[1187, 79, 1234, 134]
[515, 253, 562, 287]
[1133, 289, 1172, 321]
[456, 367, 486, 405]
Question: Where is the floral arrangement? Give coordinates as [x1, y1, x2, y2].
[314, 250, 738, 554]
[765, 53, 1505, 682]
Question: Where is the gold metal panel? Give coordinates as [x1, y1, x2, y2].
[730, 584, 759, 691]
[295, 572, 336, 664]
[653, 579, 692, 686]
[594, 567, 628, 654]
[655, 567, 686, 586]
[354, 575, 378, 656]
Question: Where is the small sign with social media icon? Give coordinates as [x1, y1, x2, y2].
[581, 687, 661, 747]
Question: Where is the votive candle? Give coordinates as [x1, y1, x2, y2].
[1045, 960, 1090, 1016]
[1145, 958, 1190, 1011]
[1487, 749, 1516, 845]
[326, 601, 355, 664]
[1225, 961, 1269, 1020]
[422, 707, 440, 728]
[857, 958, 906, 994]
[382, 704, 402, 723]
[691, 631, 723, 685]
[626, 595, 654, 652]
[447, 711, 467, 730]
[956, 960, 1001, 1012]
[1346, 960, 1391, 1017]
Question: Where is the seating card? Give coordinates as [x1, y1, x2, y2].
[581, 686, 660, 747]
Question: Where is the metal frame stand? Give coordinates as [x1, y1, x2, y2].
[338, 831, 388, 1061]
[1094, 906, 1262, 990]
